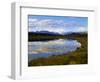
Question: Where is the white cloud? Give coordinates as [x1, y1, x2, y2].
[28, 19, 38, 27]
[47, 28, 65, 34]
[28, 18, 87, 33]
[29, 18, 38, 22]
[75, 27, 87, 32]
[28, 18, 65, 27]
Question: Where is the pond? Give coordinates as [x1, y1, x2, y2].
[28, 39, 81, 61]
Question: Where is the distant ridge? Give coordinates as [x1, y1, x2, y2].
[29, 31, 61, 36]
[29, 31, 87, 36]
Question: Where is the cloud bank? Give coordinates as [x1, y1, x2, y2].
[28, 17, 87, 33]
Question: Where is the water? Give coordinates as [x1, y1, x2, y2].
[28, 39, 81, 61]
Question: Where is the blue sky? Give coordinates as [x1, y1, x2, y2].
[28, 15, 88, 34]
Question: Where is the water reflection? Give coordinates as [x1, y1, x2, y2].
[28, 39, 81, 61]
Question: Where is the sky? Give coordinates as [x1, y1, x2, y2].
[28, 15, 88, 34]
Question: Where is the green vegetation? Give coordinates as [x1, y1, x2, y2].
[29, 34, 67, 41]
[28, 34, 88, 66]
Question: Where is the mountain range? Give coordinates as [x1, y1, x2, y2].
[29, 31, 87, 36]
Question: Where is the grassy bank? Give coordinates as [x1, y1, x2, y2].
[28, 34, 88, 66]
